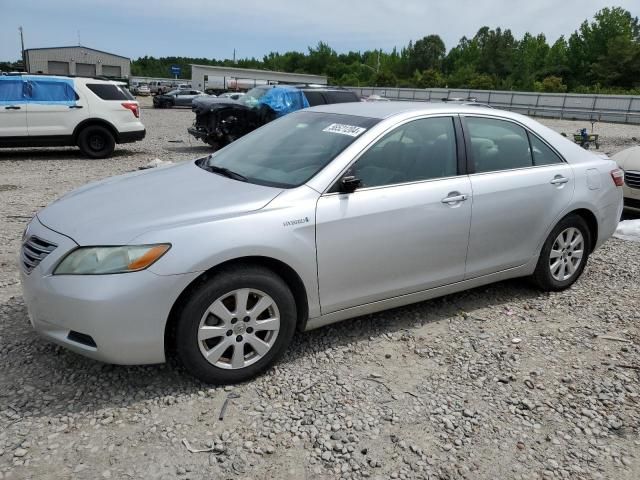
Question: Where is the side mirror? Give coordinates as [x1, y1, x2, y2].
[340, 176, 361, 193]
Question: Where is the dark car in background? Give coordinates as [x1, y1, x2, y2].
[153, 89, 208, 108]
[188, 85, 359, 148]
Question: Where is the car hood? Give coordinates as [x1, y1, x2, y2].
[191, 96, 253, 115]
[37, 161, 283, 245]
[612, 145, 640, 170]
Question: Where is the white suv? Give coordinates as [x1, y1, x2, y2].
[0, 74, 145, 158]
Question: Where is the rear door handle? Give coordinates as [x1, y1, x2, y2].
[550, 176, 569, 185]
[68, 105, 83, 109]
[441, 193, 469, 204]
[4, 106, 21, 110]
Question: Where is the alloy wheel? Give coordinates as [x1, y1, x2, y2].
[549, 227, 584, 282]
[197, 288, 280, 369]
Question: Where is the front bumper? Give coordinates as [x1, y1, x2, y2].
[19, 217, 200, 365]
[187, 126, 208, 141]
[623, 184, 640, 212]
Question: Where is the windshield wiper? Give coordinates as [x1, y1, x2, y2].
[204, 164, 248, 182]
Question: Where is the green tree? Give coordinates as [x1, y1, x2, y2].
[417, 68, 445, 88]
[408, 35, 446, 73]
[511, 33, 549, 89]
[534, 76, 568, 93]
[468, 73, 496, 90]
[373, 70, 397, 87]
[567, 7, 640, 86]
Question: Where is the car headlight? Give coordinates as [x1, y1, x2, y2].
[54, 244, 170, 275]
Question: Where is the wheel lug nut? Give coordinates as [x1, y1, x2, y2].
[231, 318, 238, 324]
[236, 335, 243, 342]
[226, 330, 233, 336]
[243, 316, 250, 322]
[247, 327, 254, 334]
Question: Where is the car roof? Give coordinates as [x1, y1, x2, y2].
[2, 73, 119, 85]
[308, 101, 504, 119]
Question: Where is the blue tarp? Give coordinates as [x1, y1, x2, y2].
[27, 76, 77, 105]
[258, 86, 310, 118]
[0, 76, 77, 105]
[0, 77, 25, 103]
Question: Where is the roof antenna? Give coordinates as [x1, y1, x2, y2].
[77, 30, 81, 46]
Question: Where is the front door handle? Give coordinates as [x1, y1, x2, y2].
[550, 176, 569, 185]
[441, 193, 469, 204]
[4, 105, 21, 110]
[68, 105, 83, 109]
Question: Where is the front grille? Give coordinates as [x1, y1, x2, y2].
[22, 236, 57, 274]
[624, 197, 640, 210]
[625, 170, 640, 189]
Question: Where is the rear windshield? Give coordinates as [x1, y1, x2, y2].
[201, 111, 379, 188]
[86, 83, 134, 101]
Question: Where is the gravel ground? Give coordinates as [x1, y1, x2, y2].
[1, 106, 640, 480]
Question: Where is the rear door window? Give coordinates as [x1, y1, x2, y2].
[86, 83, 134, 100]
[28, 78, 79, 103]
[324, 91, 359, 104]
[303, 90, 326, 106]
[465, 117, 533, 173]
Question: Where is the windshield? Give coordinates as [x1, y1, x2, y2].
[201, 111, 379, 188]
[240, 86, 270, 107]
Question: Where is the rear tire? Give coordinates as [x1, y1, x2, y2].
[77, 125, 115, 159]
[175, 265, 297, 384]
[531, 214, 591, 291]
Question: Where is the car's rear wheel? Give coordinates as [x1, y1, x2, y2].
[532, 214, 591, 291]
[77, 125, 115, 159]
[175, 266, 297, 384]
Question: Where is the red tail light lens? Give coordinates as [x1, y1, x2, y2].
[610, 168, 624, 187]
[121, 102, 139, 118]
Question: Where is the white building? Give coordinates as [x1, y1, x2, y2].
[25, 46, 130, 78]
[191, 65, 327, 91]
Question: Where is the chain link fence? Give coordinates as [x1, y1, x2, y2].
[346, 87, 640, 125]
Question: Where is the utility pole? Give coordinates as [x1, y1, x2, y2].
[19, 26, 26, 71]
[233, 49, 236, 64]
[376, 50, 380, 73]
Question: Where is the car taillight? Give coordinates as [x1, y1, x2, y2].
[121, 102, 139, 118]
[610, 168, 624, 187]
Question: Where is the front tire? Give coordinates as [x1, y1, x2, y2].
[77, 125, 115, 159]
[531, 214, 591, 291]
[176, 266, 297, 384]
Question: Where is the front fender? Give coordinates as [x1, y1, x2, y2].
[141, 194, 321, 317]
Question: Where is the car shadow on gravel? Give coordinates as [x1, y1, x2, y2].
[0, 148, 133, 161]
[0, 278, 541, 419]
[163, 145, 214, 155]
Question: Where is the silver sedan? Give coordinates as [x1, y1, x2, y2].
[20, 102, 623, 383]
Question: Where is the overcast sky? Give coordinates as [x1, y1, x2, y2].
[2, 0, 639, 61]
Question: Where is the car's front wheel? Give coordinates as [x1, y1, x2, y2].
[175, 266, 297, 384]
[77, 125, 116, 159]
[532, 214, 591, 291]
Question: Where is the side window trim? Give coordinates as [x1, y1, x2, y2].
[460, 114, 567, 175]
[526, 130, 566, 166]
[453, 115, 467, 177]
[324, 114, 462, 194]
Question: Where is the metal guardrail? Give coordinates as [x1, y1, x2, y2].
[346, 87, 640, 125]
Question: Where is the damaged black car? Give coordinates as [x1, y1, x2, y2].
[188, 85, 360, 149]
